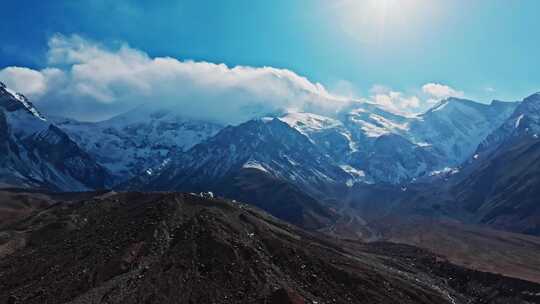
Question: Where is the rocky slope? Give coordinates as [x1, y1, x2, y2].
[1, 191, 539, 304]
[447, 93, 540, 235]
[123, 117, 348, 228]
[476, 92, 540, 155]
[0, 82, 112, 191]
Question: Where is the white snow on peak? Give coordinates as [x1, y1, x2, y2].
[347, 111, 410, 138]
[55, 107, 222, 182]
[3, 86, 46, 121]
[279, 112, 342, 132]
[279, 112, 358, 153]
[260, 117, 274, 123]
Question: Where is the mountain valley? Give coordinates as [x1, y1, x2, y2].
[1, 82, 540, 303]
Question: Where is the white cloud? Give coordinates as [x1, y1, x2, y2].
[0, 34, 467, 122]
[1, 34, 350, 124]
[367, 85, 421, 114]
[0, 67, 63, 98]
[372, 91, 420, 113]
[422, 82, 464, 104]
[366, 83, 467, 114]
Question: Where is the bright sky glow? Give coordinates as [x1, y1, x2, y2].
[0, 0, 539, 120]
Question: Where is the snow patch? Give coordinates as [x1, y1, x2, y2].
[243, 161, 269, 173]
[515, 114, 524, 128]
[340, 165, 365, 178]
[260, 117, 274, 123]
[416, 142, 432, 148]
[429, 167, 460, 176]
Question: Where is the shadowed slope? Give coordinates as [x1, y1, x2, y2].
[1, 192, 539, 303]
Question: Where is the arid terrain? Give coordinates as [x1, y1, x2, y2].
[1, 190, 540, 304]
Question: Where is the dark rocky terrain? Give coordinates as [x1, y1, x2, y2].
[1, 191, 540, 304]
[211, 167, 339, 229]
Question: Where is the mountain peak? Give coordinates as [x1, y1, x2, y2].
[516, 91, 540, 114]
[525, 91, 540, 101]
[424, 97, 465, 114]
[423, 97, 504, 117]
[0, 83, 46, 121]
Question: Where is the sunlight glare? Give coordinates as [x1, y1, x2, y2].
[331, 0, 430, 47]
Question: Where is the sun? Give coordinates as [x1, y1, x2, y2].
[330, 0, 427, 46]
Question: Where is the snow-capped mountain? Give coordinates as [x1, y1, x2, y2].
[54, 104, 223, 182]
[476, 92, 540, 156]
[278, 112, 371, 183]
[412, 98, 518, 164]
[407, 93, 540, 235]
[278, 111, 435, 184]
[278, 98, 517, 184]
[131, 97, 517, 195]
[135, 117, 351, 197]
[0, 82, 111, 191]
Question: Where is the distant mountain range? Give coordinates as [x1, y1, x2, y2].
[440, 92, 540, 235]
[50, 88, 518, 188]
[339, 93, 540, 237]
[2, 80, 539, 237]
[3, 81, 540, 302]
[53, 104, 222, 183]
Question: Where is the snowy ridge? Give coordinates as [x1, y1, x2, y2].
[137, 96, 515, 190]
[0, 82, 46, 121]
[0, 83, 111, 191]
[137, 117, 351, 196]
[477, 92, 540, 156]
[54, 104, 224, 182]
[275, 98, 516, 184]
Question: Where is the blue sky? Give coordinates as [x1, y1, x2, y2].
[1, 0, 539, 121]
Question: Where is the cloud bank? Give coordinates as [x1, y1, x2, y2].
[1, 35, 352, 123]
[0, 34, 466, 123]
